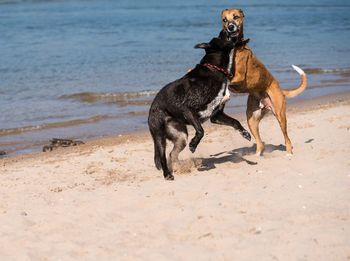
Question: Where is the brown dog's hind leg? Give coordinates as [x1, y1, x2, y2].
[246, 94, 266, 156]
[267, 87, 293, 155]
[277, 112, 293, 155]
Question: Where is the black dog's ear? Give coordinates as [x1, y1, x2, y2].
[194, 42, 211, 49]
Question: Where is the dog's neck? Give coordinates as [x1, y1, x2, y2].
[219, 30, 250, 47]
[200, 47, 235, 79]
[230, 35, 250, 48]
[235, 37, 250, 47]
[202, 63, 232, 78]
[200, 51, 229, 71]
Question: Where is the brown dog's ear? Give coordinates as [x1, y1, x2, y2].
[238, 9, 245, 17]
[221, 9, 228, 16]
[194, 42, 211, 49]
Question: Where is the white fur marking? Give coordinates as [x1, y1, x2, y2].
[227, 48, 235, 73]
[252, 108, 262, 119]
[223, 82, 230, 102]
[199, 80, 229, 119]
[167, 123, 187, 141]
[259, 101, 264, 109]
[292, 64, 305, 75]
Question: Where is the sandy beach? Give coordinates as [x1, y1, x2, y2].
[0, 92, 349, 260]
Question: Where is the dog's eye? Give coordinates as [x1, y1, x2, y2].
[222, 18, 227, 23]
[233, 15, 240, 20]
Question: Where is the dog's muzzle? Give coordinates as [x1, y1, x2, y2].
[226, 22, 240, 37]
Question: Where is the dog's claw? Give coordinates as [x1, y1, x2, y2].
[164, 174, 174, 181]
[240, 129, 251, 141]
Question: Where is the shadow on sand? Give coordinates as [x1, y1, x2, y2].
[197, 144, 286, 171]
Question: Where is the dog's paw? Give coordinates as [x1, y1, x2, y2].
[240, 129, 251, 141]
[164, 174, 174, 181]
[189, 144, 196, 153]
[189, 140, 197, 153]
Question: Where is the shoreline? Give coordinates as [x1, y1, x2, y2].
[2, 90, 350, 161]
[1, 72, 350, 157]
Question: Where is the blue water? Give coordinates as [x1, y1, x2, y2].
[1, 0, 350, 155]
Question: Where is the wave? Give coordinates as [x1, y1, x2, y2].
[303, 67, 350, 75]
[60, 90, 157, 106]
[0, 115, 110, 137]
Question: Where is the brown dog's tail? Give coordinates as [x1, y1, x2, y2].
[282, 65, 308, 98]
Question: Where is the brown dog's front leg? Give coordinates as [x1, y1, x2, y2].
[228, 82, 246, 93]
[183, 110, 204, 153]
[210, 108, 251, 141]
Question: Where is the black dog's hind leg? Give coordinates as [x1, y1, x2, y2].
[148, 112, 174, 180]
[210, 107, 251, 141]
[153, 133, 174, 180]
[183, 110, 204, 153]
[165, 119, 188, 171]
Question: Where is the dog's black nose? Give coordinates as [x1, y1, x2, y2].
[227, 23, 238, 33]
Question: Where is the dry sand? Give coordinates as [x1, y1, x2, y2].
[1, 93, 350, 260]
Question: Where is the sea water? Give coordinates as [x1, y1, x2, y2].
[1, 0, 350, 155]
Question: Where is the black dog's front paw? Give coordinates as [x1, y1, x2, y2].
[189, 140, 198, 153]
[240, 129, 251, 141]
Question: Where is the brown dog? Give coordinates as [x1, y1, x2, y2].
[221, 8, 307, 155]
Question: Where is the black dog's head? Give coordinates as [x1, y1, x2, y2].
[194, 37, 234, 69]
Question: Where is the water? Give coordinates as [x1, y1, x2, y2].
[1, 0, 350, 156]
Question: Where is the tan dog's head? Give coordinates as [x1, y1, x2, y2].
[221, 8, 245, 41]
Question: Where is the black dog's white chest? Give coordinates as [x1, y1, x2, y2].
[198, 80, 230, 120]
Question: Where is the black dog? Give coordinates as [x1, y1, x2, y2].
[148, 37, 251, 180]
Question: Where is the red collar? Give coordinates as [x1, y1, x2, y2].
[202, 63, 232, 78]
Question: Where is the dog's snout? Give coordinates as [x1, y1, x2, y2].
[227, 23, 238, 33]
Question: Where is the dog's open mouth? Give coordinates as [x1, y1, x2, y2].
[225, 23, 240, 40]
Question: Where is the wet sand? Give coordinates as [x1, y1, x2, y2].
[0, 92, 350, 260]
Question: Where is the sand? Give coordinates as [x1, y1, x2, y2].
[0, 93, 350, 260]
